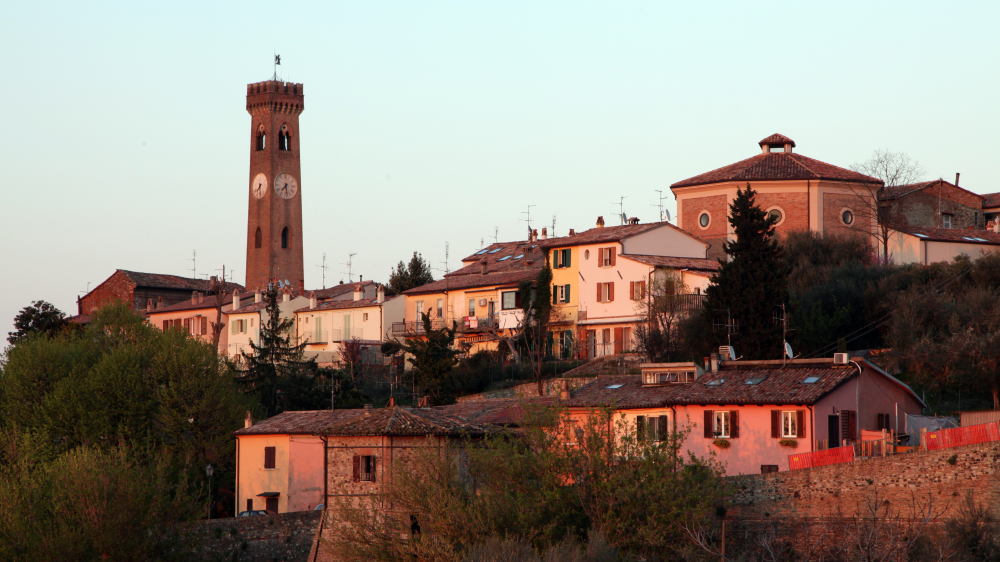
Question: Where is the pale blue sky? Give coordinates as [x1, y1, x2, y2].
[2, 1, 998, 339]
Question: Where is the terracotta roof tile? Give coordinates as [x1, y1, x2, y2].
[880, 179, 983, 202]
[982, 192, 1000, 209]
[438, 397, 558, 425]
[671, 152, 880, 189]
[119, 270, 244, 293]
[759, 133, 796, 147]
[233, 410, 361, 435]
[896, 226, 1000, 246]
[403, 267, 541, 296]
[623, 254, 720, 272]
[294, 297, 383, 314]
[538, 222, 683, 249]
[150, 291, 257, 314]
[313, 281, 377, 300]
[325, 406, 499, 436]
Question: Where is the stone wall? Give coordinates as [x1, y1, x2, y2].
[730, 442, 1000, 520]
[185, 510, 321, 562]
[456, 376, 598, 402]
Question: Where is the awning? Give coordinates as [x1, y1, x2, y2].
[256, 492, 280, 497]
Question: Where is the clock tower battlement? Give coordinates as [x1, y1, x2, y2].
[245, 80, 305, 291]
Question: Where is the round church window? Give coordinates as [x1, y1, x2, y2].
[768, 209, 783, 224]
[699, 213, 710, 228]
[842, 210, 854, 225]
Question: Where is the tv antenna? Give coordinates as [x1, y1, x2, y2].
[439, 242, 450, 274]
[480, 237, 484, 249]
[713, 308, 739, 349]
[651, 190, 671, 222]
[520, 205, 536, 234]
[612, 196, 627, 225]
[551, 215, 557, 237]
[776, 303, 797, 365]
[215, 265, 235, 286]
[493, 227, 499, 245]
[273, 52, 281, 81]
[341, 253, 357, 283]
[188, 250, 197, 279]
[80, 282, 91, 295]
[316, 253, 329, 289]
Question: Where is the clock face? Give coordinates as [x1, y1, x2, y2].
[274, 173, 298, 200]
[251, 173, 268, 199]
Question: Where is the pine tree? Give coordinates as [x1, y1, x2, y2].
[386, 252, 435, 296]
[702, 183, 788, 360]
[240, 285, 313, 416]
[380, 314, 459, 403]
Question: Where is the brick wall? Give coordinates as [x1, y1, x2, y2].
[186, 510, 321, 562]
[730, 442, 1000, 520]
[78, 271, 135, 315]
[756, 192, 809, 234]
[680, 194, 728, 261]
[896, 184, 984, 230]
[822, 192, 872, 239]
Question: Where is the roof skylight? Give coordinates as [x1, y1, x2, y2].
[802, 376, 821, 384]
[498, 256, 512, 261]
[514, 255, 524, 260]
[488, 248, 501, 254]
[744, 377, 766, 385]
[605, 384, 624, 389]
[475, 249, 490, 255]
[705, 379, 725, 386]
[914, 233, 929, 238]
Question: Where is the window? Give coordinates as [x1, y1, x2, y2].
[761, 465, 779, 474]
[415, 301, 425, 319]
[630, 281, 646, 300]
[553, 284, 571, 304]
[841, 209, 854, 225]
[353, 455, 376, 482]
[254, 227, 262, 249]
[501, 291, 519, 310]
[877, 413, 892, 430]
[468, 299, 476, 317]
[363, 313, 369, 321]
[256, 124, 266, 151]
[281, 227, 289, 249]
[714, 411, 731, 438]
[699, 212, 710, 228]
[597, 282, 614, 303]
[695, 287, 701, 295]
[559, 249, 571, 268]
[745, 376, 766, 385]
[264, 447, 276, 469]
[802, 376, 821, 384]
[705, 378, 725, 386]
[584, 249, 590, 260]
[599, 247, 616, 267]
[781, 411, 798, 438]
[247, 499, 253, 512]
[436, 299, 443, 318]
[636, 415, 669, 442]
[767, 208, 783, 225]
[278, 124, 291, 151]
[942, 213, 953, 228]
[643, 371, 695, 384]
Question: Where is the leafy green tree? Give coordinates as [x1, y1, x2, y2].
[239, 284, 319, 416]
[380, 314, 459, 403]
[7, 300, 70, 345]
[386, 252, 435, 296]
[702, 183, 788, 360]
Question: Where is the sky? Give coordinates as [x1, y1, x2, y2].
[2, 1, 999, 340]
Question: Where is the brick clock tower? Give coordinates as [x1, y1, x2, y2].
[245, 80, 305, 291]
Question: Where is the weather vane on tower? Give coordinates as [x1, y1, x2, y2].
[273, 53, 281, 81]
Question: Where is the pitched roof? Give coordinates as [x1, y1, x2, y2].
[670, 139, 880, 188]
[622, 254, 720, 273]
[567, 358, 862, 408]
[148, 291, 258, 314]
[437, 397, 558, 425]
[403, 265, 542, 296]
[227, 300, 269, 314]
[325, 406, 499, 436]
[118, 270, 244, 292]
[233, 410, 361, 435]
[759, 133, 796, 147]
[538, 222, 687, 249]
[313, 281, 377, 300]
[879, 179, 984, 202]
[982, 192, 1000, 209]
[294, 297, 383, 313]
[895, 226, 1000, 246]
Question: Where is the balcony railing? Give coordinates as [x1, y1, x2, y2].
[299, 330, 327, 344]
[330, 328, 365, 342]
[391, 318, 450, 336]
[459, 315, 499, 332]
[652, 293, 707, 311]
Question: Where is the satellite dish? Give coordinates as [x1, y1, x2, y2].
[285, 279, 291, 287]
[621, 212, 627, 222]
[728, 346, 736, 361]
[664, 209, 672, 222]
[784, 342, 794, 359]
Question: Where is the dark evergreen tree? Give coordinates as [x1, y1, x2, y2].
[380, 314, 459, 403]
[7, 300, 70, 345]
[702, 183, 788, 360]
[386, 252, 435, 296]
[239, 285, 319, 416]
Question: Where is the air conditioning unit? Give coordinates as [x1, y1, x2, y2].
[833, 353, 849, 365]
[478, 298, 487, 307]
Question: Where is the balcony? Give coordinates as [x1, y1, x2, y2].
[391, 318, 450, 336]
[458, 315, 499, 333]
[299, 330, 327, 344]
[652, 293, 707, 311]
[329, 328, 365, 342]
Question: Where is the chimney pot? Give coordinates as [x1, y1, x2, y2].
[710, 353, 719, 372]
[955, 173, 960, 187]
[596, 216, 605, 228]
[282, 288, 290, 303]
[254, 290, 262, 304]
[540, 228, 548, 240]
[233, 290, 241, 310]
[568, 229, 575, 235]
[244, 411, 253, 428]
[191, 291, 198, 305]
[309, 291, 317, 309]
[377, 284, 385, 304]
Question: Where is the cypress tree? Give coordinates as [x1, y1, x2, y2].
[702, 183, 788, 360]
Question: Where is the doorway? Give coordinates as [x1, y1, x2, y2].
[828, 415, 840, 448]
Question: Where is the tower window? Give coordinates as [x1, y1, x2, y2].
[256, 124, 266, 151]
[281, 227, 289, 249]
[278, 124, 292, 151]
[255, 227, 262, 249]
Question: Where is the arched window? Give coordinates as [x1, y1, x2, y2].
[254, 227, 262, 249]
[281, 227, 289, 249]
[278, 124, 292, 152]
[256, 124, 266, 151]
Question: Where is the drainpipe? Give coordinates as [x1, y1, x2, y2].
[235, 437, 240, 513]
[851, 360, 863, 443]
[807, 405, 814, 452]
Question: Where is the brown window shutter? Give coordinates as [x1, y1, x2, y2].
[639, 281, 645, 299]
[352, 455, 361, 482]
[796, 410, 806, 438]
[704, 410, 714, 438]
[731, 411, 739, 438]
[610, 247, 616, 266]
[629, 281, 635, 300]
[264, 447, 275, 469]
[163, 320, 169, 331]
[597, 283, 602, 303]
[608, 282, 614, 302]
[201, 317, 208, 335]
[636, 416, 645, 442]
[658, 415, 669, 442]
[771, 410, 780, 438]
[371, 456, 377, 482]
[848, 410, 857, 440]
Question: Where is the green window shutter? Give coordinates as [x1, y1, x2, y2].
[553, 286, 558, 304]
[564, 284, 570, 303]
[564, 249, 571, 267]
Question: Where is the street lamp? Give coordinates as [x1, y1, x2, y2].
[206, 464, 214, 520]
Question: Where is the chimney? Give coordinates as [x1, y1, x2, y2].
[710, 353, 719, 373]
[386, 396, 396, 407]
[244, 411, 253, 428]
[481, 261, 488, 275]
[309, 291, 317, 309]
[417, 396, 431, 408]
[191, 291, 198, 305]
[560, 379, 570, 400]
[282, 288, 291, 303]
[156, 296, 163, 309]
[233, 290, 241, 310]
[198, 292, 204, 305]
[254, 290, 262, 304]
[360, 275, 363, 281]
[531, 229, 538, 242]
[784, 143, 793, 153]
[377, 284, 385, 304]
[146, 298, 153, 313]
[956, 173, 960, 187]
[596, 216, 605, 228]
[540, 228, 548, 240]
[353, 286, 363, 301]
[568, 229, 575, 236]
